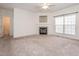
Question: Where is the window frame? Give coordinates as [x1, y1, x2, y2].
[54, 13, 76, 35]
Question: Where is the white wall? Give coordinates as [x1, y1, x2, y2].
[13, 8, 37, 38]
[0, 15, 2, 37]
[36, 5, 79, 39]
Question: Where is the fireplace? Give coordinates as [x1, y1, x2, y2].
[39, 27, 47, 35]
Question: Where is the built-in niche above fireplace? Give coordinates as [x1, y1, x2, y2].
[39, 16, 47, 23]
[39, 27, 47, 35]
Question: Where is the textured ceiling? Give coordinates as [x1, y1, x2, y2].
[0, 3, 78, 13]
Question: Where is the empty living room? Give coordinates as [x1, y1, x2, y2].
[0, 2, 79, 57]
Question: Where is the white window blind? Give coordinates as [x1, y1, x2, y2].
[55, 13, 76, 35]
[55, 16, 64, 33]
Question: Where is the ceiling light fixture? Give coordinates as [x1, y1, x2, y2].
[42, 3, 49, 9]
[42, 5, 48, 9]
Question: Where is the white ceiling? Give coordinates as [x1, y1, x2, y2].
[0, 3, 78, 13]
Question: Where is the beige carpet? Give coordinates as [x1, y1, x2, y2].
[0, 35, 79, 56]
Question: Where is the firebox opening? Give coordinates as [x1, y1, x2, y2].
[39, 27, 47, 35]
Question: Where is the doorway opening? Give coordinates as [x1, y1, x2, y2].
[2, 16, 10, 38]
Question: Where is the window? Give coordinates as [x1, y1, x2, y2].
[55, 13, 76, 35]
[64, 14, 76, 34]
[55, 16, 64, 33]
